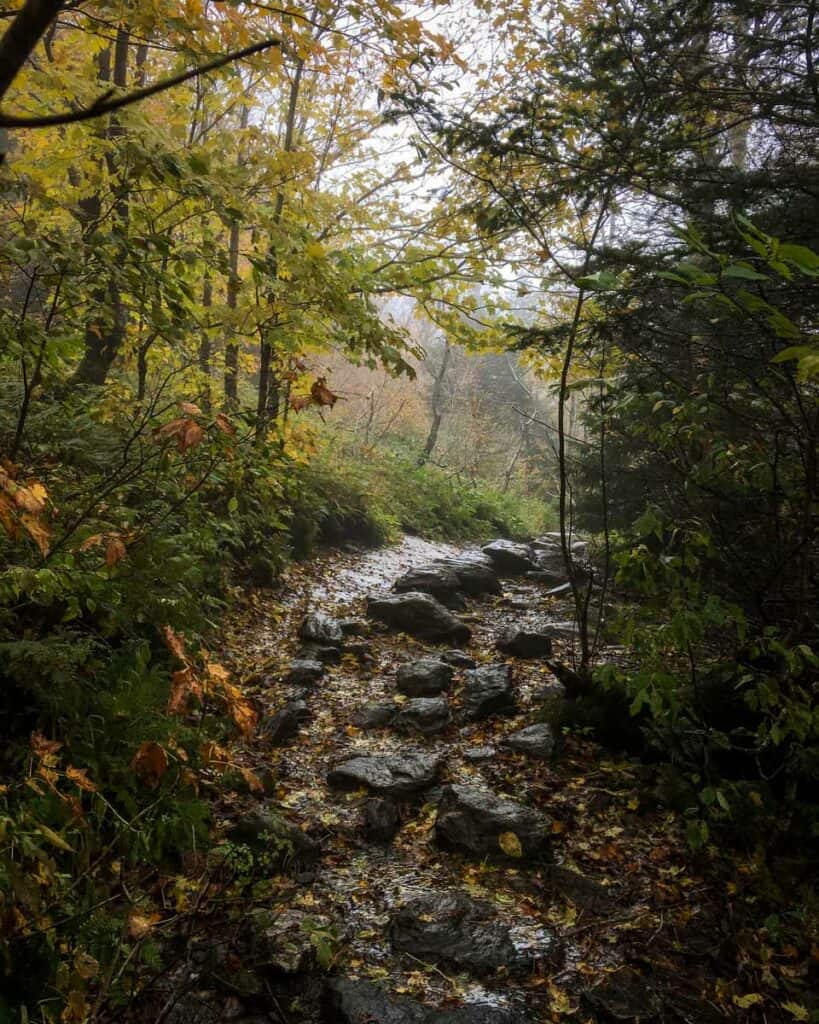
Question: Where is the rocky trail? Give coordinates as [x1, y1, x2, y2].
[157, 536, 727, 1024]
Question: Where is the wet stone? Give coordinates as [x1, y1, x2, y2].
[339, 617, 369, 636]
[249, 907, 335, 974]
[284, 659, 325, 686]
[393, 563, 466, 609]
[432, 552, 502, 596]
[327, 751, 442, 796]
[435, 783, 552, 862]
[496, 628, 553, 659]
[261, 700, 310, 746]
[442, 650, 478, 669]
[298, 611, 345, 645]
[351, 700, 396, 729]
[361, 797, 401, 843]
[582, 969, 660, 1021]
[390, 891, 553, 975]
[481, 539, 538, 574]
[396, 658, 453, 696]
[367, 591, 471, 643]
[543, 621, 579, 639]
[227, 810, 320, 870]
[297, 642, 343, 664]
[525, 569, 567, 587]
[394, 697, 452, 736]
[325, 979, 525, 1024]
[461, 663, 517, 721]
[503, 723, 555, 759]
[463, 745, 497, 763]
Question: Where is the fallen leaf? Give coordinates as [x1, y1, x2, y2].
[128, 909, 161, 939]
[131, 742, 169, 788]
[498, 831, 523, 858]
[66, 766, 97, 793]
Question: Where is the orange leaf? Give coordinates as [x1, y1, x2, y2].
[163, 626, 187, 662]
[289, 394, 313, 412]
[0, 493, 19, 540]
[66, 766, 97, 793]
[31, 731, 62, 758]
[128, 909, 161, 939]
[168, 666, 202, 715]
[105, 536, 127, 567]
[238, 766, 263, 793]
[206, 661, 230, 685]
[179, 401, 203, 416]
[199, 741, 230, 767]
[179, 420, 204, 453]
[79, 533, 105, 552]
[130, 742, 169, 788]
[310, 378, 340, 407]
[214, 413, 236, 436]
[154, 417, 187, 439]
[20, 511, 51, 556]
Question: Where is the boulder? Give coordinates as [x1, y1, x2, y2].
[434, 783, 552, 862]
[503, 723, 555, 759]
[327, 752, 442, 796]
[461, 664, 516, 721]
[339, 618, 369, 637]
[481, 540, 538, 574]
[297, 643, 343, 664]
[432, 553, 502, 596]
[390, 891, 539, 975]
[351, 700, 396, 729]
[393, 564, 466, 609]
[298, 611, 344, 645]
[284, 659, 325, 686]
[227, 809, 320, 869]
[325, 979, 524, 1024]
[441, 650, 477, 669]
[367, 591, 471, 643]
[261, 699, 310, 746]
[495, 628, 553, 659]
[525, 569, 567, 586]
[396, 659, 453, 696]
[362, 798, 401, 843]
[394, 697, 452, 736]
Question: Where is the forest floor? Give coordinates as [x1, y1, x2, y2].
[139, 536, 784, 1024]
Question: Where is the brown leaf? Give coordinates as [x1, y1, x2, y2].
[31, 731, 62, 758]
[20, 511, 51, 556]
[105, 536, 127, 567]
[163, 625, 187, 662]
[130, 742, 169, 788]
[168, 666, 202, 715]
[179, 401, 203, 416]
[66, 766, 97, 793]
[79, 533, 105, 552]
[214, 413, 237, 436]
[238, 766, 263, 794]
[311, 377, 340, 407]
[0, 493, 19, 540]
[179, 420, 204, 453]
[128, 909, 161, 939]
[289, 394, 313, 412]
[154, 416, 187, 440]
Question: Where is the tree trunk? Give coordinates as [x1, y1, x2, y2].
[199, 270, 212, 414]
[224, 103, 249, 408]
[418, 340, 450, 466]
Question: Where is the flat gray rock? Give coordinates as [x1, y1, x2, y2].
[504, 723, 555, 759]
[397, 658, 453, 696]
[298, 611, 344, 645]
[434, 783, 552, 861]
[432, 553, 501, 595]
[496, 628, 553, 658]
[326, 979, 525, 1024]
[481, 539, 538, 574]
[284, 659, 325, 686]
[393, 563, 466, 609]
[351, 700, 396, 729]
[461, 663, 516, 720]
[367, 591, 471, 643]
[327, 752, 442, 796]
[394, 697, 452, 735]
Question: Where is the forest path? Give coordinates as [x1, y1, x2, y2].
[206, 536, 720, 1024]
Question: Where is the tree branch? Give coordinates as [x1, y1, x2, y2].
[0, 36, 282, 128]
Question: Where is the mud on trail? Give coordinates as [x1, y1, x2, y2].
[160, 536, 731, 1024]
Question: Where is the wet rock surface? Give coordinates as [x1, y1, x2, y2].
[325, 979, 525, 1024]
[393, 563, 466, 608]
[327, 751, 442, 795]
[461, 663, 517, 720]
[495, 627, 553, 658]
[367, 590, 471, 642]
[503, 722, 555, 759]
[435, 783, 552, 861]
[284, 658, 325, 686]
[394, 697, 452, 735]
[481, 539, 538, 574]
[396, 658, 453, 696]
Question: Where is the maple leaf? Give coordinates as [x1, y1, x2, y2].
[130, 742, 169, 788]
[214, 413, 237, 436]
[105, 535, 127, 567]
[289, 394, 313, 412]
[65, 766, 97, 793]
[311, 377, 340, 407]
[163, 625, 187, 662]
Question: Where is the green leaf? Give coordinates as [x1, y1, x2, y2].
[722, 263, 768, 281]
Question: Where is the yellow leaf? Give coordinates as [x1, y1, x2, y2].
[781, 1003, 809, 1022]
[498, 831, 523, 858]
[128, 909, 161, 939]
[37, 824, 75, 853]
[733, 994, 764, 1008]
[66, 766, 97, 793]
